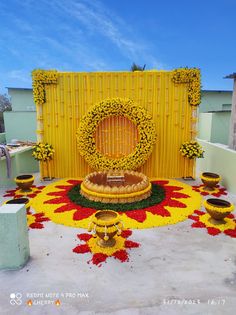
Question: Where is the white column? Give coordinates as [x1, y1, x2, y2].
[229, 79, 236, 150]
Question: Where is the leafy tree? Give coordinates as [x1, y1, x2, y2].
[0, 94, 11, 132]
[130, 63, 146, 71]
[0, 94, 12, 112]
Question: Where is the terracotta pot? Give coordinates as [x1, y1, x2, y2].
[201, 172, 220, 191]
[15, 174, 34, 192]
[204, 198, 233, 222]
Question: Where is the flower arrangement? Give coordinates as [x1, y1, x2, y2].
[76, 97, 157, 170]
[31, 69, 58, 106]
[180, 141, 204, 159]
[32, 142, 55, 161]
[171, 68, 201, 106]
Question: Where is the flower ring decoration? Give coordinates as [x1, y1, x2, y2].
[76, 97, 157, 170]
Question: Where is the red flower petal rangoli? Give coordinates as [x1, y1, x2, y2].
[189, 210, 236, 238]
[192, 184, 227, 197]
[73, 230, 140, 267]
[4, 185, 46, 199]
[31, 178, 202, 229]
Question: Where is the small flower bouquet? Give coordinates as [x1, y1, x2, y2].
[32, 142, 55, 180]
[180, 141, 204, 159]
[32, 142, 54, 161]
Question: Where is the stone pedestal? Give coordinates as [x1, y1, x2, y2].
[0, 204, 30, 269]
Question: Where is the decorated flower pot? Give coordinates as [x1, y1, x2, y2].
[88, 210, 123, 248]
[201, 172, 220, 191]
[5, 197, 30, 211]
[204, 198, 234, 223]
[15, 175, 34, 192]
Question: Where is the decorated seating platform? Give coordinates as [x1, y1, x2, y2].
[1, 69, 236, 314]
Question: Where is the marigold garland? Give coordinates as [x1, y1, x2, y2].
[30, 178, 202, 229]
[200, 174, 221, 182]
[31, 69, 58, 106]
[171, 68, 201, 106]
[73, 230, 140, 267]
[76, 98, 157, 170]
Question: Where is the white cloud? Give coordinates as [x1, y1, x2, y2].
[47, 0, 163, 67]
[7, 70, 32, 86]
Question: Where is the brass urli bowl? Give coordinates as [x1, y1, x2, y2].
[89, 210, 123, 248]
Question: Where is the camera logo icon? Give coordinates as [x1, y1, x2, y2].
[10, 293, 22, 305]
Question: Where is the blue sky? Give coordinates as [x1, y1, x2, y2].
[0, 0, 235, 93]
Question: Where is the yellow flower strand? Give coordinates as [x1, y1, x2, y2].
[171, 68, 201, 106]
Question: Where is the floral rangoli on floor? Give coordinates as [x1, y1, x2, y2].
[189, 210, 236, 238]
[4, 185, 46, 198]
[192, 184, 227, 197]
[31, 178, 202, 229]
[73, 230, 140, 267]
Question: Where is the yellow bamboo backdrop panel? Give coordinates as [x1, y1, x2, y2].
[40, 71, 195, 179]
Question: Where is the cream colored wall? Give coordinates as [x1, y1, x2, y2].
[196, 139, 236, 193]
[198, 113, 212, 141]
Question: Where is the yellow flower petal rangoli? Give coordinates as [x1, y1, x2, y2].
[31, 179, 202, 229]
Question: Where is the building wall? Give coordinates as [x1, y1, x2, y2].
[3, 111, 37, 143]
[199, 90, 232, 113]
[4, 88, 36, 143]
[198, 113, 212, 141]
[196, 139, 236, 194]
[198, 112, 231, 145]
[8, 88, 35, 111]
[211, 112, 231, 145]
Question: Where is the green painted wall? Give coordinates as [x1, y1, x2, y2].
[211, 112, 231, 145]
[200, 90, 232, 113]
[0, 132, 6, 143]
[3, 112, 37, 143]
[196, 139, 236, 194]
[8, 88, 35, 112]
[198, 112, 231, 145]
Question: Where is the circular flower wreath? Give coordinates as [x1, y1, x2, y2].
[76, 98, 157, 170]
